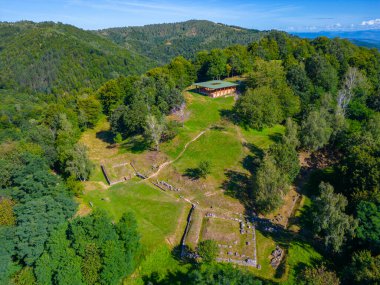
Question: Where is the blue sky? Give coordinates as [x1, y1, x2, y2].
[1, 0, 379, 31]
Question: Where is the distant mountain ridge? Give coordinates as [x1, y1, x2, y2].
[293, 30, 380, 50]
[2, 20, 378, 95]
[0, 21, 155, 93]
[96, 20, 266, 64]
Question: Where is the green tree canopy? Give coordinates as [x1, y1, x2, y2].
[65, 143, 93, 181]
[252, 155, 287, 213]
[298, 264, 340, 285]
[300, 109, 332, 151]
[198, 239, 218, 263]
[344, 250, 380, 284]
[356, 201, 380, 251]
[310, 182, 357, 252]
[306, 55, 338, 92]
[234, 86, 282, 129]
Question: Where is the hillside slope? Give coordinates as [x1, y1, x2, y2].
[97, 20, 265, 64]
[0, 21, 155, 93]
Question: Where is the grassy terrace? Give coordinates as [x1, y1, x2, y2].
[81, 180, 190, 284]
[79, 89, 321, 284]
[161, 91, 236, 158]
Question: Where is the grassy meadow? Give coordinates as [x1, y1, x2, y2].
[79, 89, 321, 284]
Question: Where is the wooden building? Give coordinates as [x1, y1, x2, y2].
[195, 80, 238, 98]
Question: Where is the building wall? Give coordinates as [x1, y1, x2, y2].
[197, 86, 237, 98]
[210, 87, 236, 98]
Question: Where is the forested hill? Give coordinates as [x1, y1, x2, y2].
[0, 21, 155, 93]
[96, 20, 265, 64]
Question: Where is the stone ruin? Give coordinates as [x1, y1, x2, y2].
[240, 221, 246, 234]
[270, 245, 284, 268]
[156, 179, 181, 192]
[136, 172, 147, 179]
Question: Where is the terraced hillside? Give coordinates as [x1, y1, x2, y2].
[79, 88, 321, 284]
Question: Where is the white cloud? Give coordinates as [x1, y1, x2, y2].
[361, 18, 380, 26]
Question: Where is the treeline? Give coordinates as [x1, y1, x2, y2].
[99, 56, 196, 145]
[228, 32, 380, 283]
[97, 20, 264, 64]
[0, 21, 154, 93]
[0, 89, 97, 181]
[99, 31, 380, 283]
[0, 87, 141, 283]
[2, 23, 380, 283]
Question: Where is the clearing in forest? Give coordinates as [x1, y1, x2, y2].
[78, 89, 321, 284]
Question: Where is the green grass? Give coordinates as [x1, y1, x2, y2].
[172, 129, 243, 181]
[184, 92, 234, 131]
[251, 230, 322, 284]
[89, 167, 108, 183]
[126, 245, 190, 285]
[161, 92, 235, 158]
[241, 124, 285, 150]
[284, 241, 322, 284]
[82, 179, 190, 284]
[253, 230, 277, 280]
[80, 91, 320, 284]
[82, 179, 187, 249]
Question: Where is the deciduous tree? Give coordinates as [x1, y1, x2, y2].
[253, 155, 287, 213]
[145, 114, 165, 151]
[300, 109, 332, 151]
[311, 182, 357, 252]
[65, 143, 93, 181]
[234, 86, 282, 129]
[356, 201, 380, 251]
[298, 264, 340, 285]
[345, 250, 380, 284]
[198, 240, 218, 263]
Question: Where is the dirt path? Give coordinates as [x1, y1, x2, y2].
[235, 125, 248, 147]
[144, 129, 208, 180]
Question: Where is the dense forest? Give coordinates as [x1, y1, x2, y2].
[0, 21, 155, 93]
[94, 31, 380, 284]
[1, 19, 380, 284]
[97, 20, 265, 64]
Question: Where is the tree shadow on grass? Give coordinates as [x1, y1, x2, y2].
[96, 130, 114, 144]
[291, 256, 323, 279]
[120, 136, 150, 154]
[171, 244, 197, 264]
[268, 132, 283, 144]
[219, 109, 238, 123]
[222, 170, 253, 209]
[291, 203, 314, 236]
[184, 168, 202, 180]
[243, 143, 265, 159]
[142, 270, 190, 285]
[142, 262, 274, 285]
[242, 154, 259, 174]
[254, 216, 325, 278]
[275, 253, 288, 279]
[210, 124, 226, 131]
[272, 242, 320, 280]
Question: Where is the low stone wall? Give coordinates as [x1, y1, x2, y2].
[100, 165, 112, 185]
[100, 163, 133, 186]
[180, 204, 196, 258]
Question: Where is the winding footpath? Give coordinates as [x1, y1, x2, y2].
[144, 129, 208, 180]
